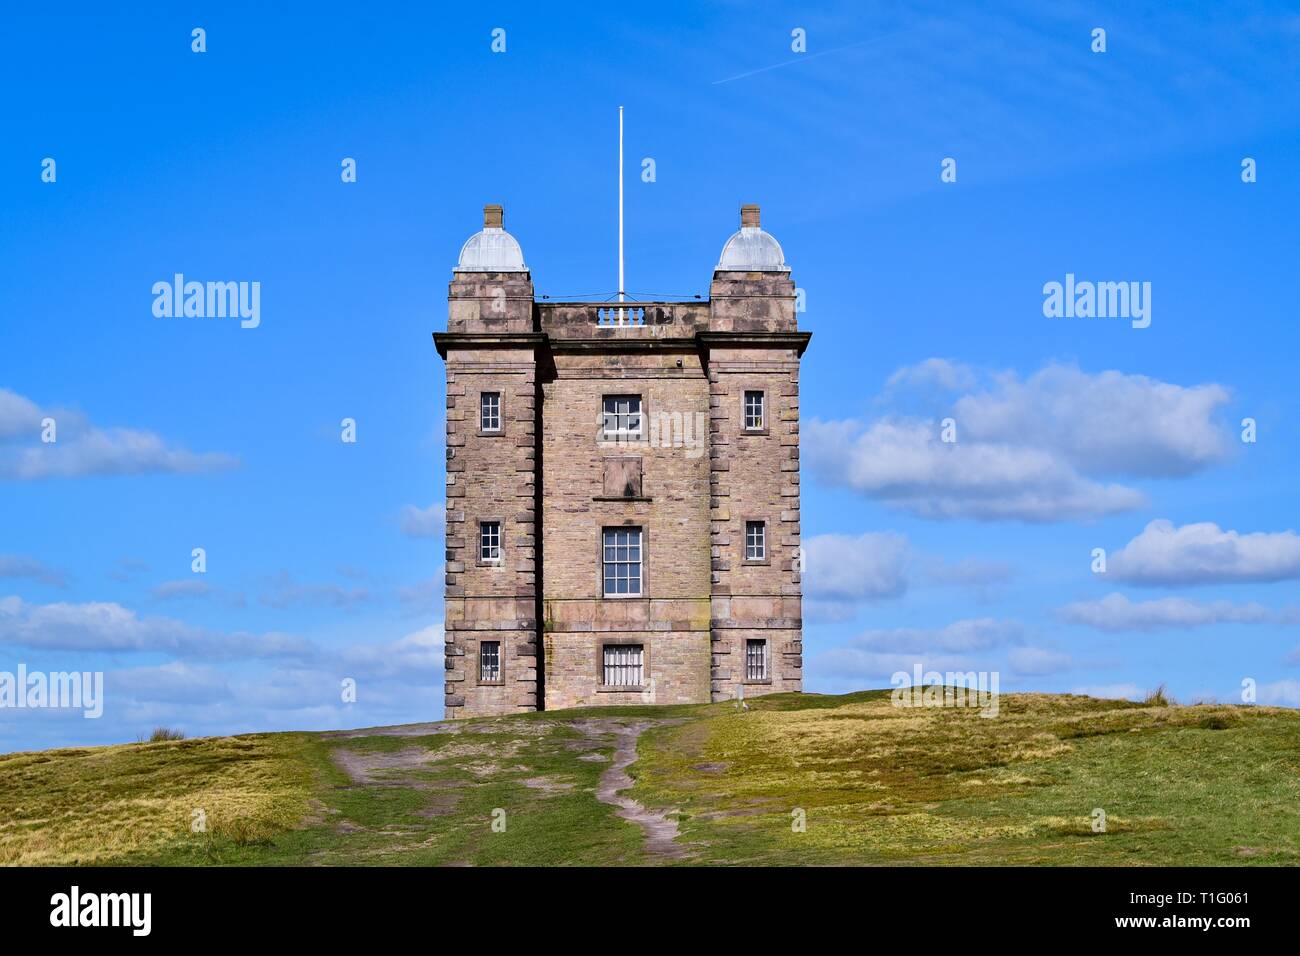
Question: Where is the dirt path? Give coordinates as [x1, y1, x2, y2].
[329, 745, 446, 786]
[322, 714, 692, 862]
[324, 722, 463, 740]
[575, 718, 691, 861]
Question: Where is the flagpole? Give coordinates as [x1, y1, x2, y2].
[618, 105, 625, 319]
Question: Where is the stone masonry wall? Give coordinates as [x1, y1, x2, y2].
[443, 335, 539, 717]
[707, 338, 804, 701]
[540, 348, 712, 709]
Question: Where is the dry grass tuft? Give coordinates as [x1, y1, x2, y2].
[0, 733, 315, 865]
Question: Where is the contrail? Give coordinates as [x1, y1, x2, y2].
[712, 29, 918, 85]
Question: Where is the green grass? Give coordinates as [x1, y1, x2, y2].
[2, 691, 1297, 866]
[630, 692, 1300, 865]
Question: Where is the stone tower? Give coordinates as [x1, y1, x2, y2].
[435, 203, 809, 716]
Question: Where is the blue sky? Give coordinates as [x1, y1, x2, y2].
[2, 2, 1299, 751]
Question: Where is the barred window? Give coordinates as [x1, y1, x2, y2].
[743, 391, 765, 430]
[745, 639, 768, 681]
[603, 644, 644, 687]
[480, 641, 501, 682]
[479, 521, 501, 563]
[602, 527, 643, 596]
[745, 520, 766, 561]
[602, 395, 642, 439]
[480, 392, 501, 432]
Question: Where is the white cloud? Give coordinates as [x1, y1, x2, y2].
[340, 624, 445, 680]
[258, 572, 370, 609]
[1008, 646, 1072, 676]
[0, 387, 238, 480]
[803, 601, 862, 622]
[107, 558, 150, 582]
[806, 417, 1146, 522]
[801, 534, 1013, 619]
[811, 648, 984, 688]
[228, 668, 349, 710]
[810, 618, 1021, 689]
[806, 362, 1231, 522]
[0, 601, 450, 750]
[0, 389, 47, 440]
[79, 627, 441, 709]
[924, 556, 1014, 587]
[1109, 519, 1300, 586]
[953, 364, 1230, 479]
[0, 554, 67, 587]
[0, 595, 311, 659]
[396, 573, 442, 611]
[849, 617, 1020, 653]
[151, 579, 213, 600]
[149, 579, 246, 608]
[886, 357, 977, 392]
[1257, 680, 1300, 707]
[109, 661, 231, 704]
[803, 532, 910, 601]
[1071, 683, 1144, 701]
[1060, 591, 1273, 630]
[400, 503, 446, 538]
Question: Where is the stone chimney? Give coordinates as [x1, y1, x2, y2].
[740, 203, 761, 228]
[483, 204, 503, 229]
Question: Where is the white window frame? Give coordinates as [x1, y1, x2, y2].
[602, 526, 643, 597]
[479, 521, 502, 563]
[745, 639, 768, 681]
[480, 640, 502, 683]
[743, 390, 765, 431]
[602, 395, 643, 440]
[745, 520, 766, 561]
[603, 643, 645, 688]
[480, 392, 502, 432]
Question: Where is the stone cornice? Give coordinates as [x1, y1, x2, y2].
[545, 336, 700, 354]
[433, 331, 546, 358]
[434, 329, 812, 358]
[696, 330, 812, 356]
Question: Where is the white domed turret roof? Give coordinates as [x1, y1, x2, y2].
[716, 204, 789, 272]
[456, 205, 528, 272]
[717, 228, 789, 271]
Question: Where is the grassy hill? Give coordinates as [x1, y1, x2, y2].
[2, 690, 1298, 866]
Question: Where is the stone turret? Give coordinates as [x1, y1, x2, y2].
[447, 205, 535, 333]
[709, 203, 798, 332]
[702, 204, 805, 702]
[438, 205, 541, 717]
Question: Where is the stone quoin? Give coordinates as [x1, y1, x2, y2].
[434, 203, 810, 715]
